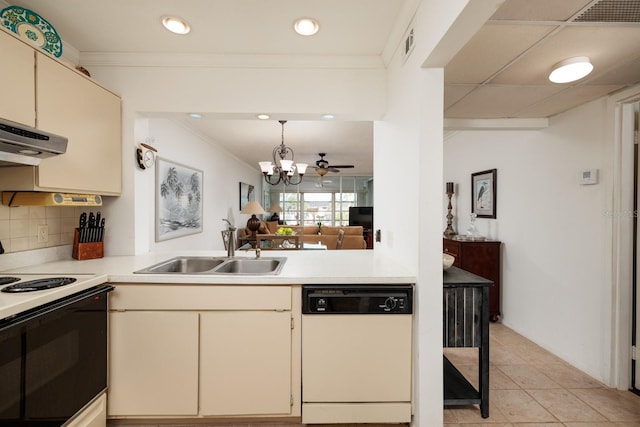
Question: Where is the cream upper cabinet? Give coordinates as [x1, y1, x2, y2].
[0, 29, 35, 126]
[35, 53, 121, 195]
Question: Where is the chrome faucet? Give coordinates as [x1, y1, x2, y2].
[221, 219, 237, 257]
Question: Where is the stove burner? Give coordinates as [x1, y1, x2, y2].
[1, 277, 77, 293]
[0, 277, 20, 286]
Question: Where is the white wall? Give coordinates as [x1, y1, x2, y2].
[444, 98, 611, 382]
[86, 60, 387, 256]
[375, 1, 504, 424]
[133, 118, 261, 254]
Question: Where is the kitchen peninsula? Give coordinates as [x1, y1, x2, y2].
[2, 250, 416, 425]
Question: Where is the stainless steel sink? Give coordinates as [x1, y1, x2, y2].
[213, 258, 285, 275]
[134, 256, 286, 275]
[134, 257, 225, 274]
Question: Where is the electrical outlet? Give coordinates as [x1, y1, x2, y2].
[37, 225, 49, 243]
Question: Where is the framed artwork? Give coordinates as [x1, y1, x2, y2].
[471, 169, 497, 219]
[156, 158, 203, 241]
[239, 182, 255, 210]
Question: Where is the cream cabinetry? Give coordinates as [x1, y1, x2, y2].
[200, 311, 292, 415]
[66, 393, 107, 427]
[107, 285, 300, 420]
[0, 29, 121, 196]
[108, 311, 199, 416]
[0, 30, 35, 126]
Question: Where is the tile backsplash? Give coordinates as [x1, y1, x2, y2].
[0, 204, 79, 253]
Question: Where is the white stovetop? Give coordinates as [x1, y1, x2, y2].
[0, 274, 109, 321]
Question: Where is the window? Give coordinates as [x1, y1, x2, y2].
[272, 176, 372, 226]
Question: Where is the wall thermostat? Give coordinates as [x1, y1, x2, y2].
[579, 169, 598, 185]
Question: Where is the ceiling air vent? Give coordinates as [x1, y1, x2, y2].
[401, 27, 415, 62]
[574, 0, 640, 23]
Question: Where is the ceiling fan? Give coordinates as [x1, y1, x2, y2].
[312, 153, 354, 176]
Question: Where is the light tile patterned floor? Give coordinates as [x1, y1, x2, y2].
[444, 322, 640, 427]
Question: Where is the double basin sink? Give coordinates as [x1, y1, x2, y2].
[134, 256, 286, 275]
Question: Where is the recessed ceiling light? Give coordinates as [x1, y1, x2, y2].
[549, 56, 593, 83]
[294, 18, 320, 36]
[188, 113, 202, 119]
[322, 114, 335, 120]
[162, 16, 191, 35]
[257, 114, 270, 120]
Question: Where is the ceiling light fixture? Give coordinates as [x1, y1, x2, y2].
[294, 18, 320, 36]
[188, 113, 202, 119]
[322, 114, 335, 120]
[257, 114, 270, 120]
[548, 56, 593, 83]
[259, 120, 308, 186]
[162, 16, 191, 35]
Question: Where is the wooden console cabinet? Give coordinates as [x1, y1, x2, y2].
[443, 238, 502, 321]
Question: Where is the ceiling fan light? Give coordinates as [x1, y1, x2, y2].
[162, 16, 191, 35]
[294, 18, 320, 36]
[549, 56, 593, 83]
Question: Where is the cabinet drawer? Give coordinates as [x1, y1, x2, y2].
[109, 285, 292, 310]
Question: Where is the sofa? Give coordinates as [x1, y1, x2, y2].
[238, 222, 366, 250]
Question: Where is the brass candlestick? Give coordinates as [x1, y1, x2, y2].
[444, 182, 456, 237]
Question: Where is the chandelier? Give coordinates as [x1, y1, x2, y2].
[259, 120, 308, 186]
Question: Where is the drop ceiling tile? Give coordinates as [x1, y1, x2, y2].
[444, 85, 477, 109]
[587, 56, 640, 85]
[444, 85, 563, 118]
[491, 26, 640, 85]
[491, 0, 593, 21]
[517, 85, 624, 117]
[445, 24, 555, 84]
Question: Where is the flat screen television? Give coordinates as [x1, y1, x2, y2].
[348, 206, 373, 231]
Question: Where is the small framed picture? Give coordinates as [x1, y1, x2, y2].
[239, 182, 255, 210]
[471, 169, 497, 219]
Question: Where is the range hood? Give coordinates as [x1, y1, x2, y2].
[0, 117, 68, 166]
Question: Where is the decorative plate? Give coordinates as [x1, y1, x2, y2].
[1, 6, 62, 57]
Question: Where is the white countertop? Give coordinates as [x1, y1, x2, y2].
[3, 250, 416, 285]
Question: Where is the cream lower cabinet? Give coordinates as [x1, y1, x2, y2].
[108, 285, 299, 420]
[200, 311, 292, 415]
[108, 311, 199, 416]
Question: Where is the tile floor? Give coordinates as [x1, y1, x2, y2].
[444, 322, 640, 427]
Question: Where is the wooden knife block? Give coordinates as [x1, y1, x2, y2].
[72, 229, 104, 260]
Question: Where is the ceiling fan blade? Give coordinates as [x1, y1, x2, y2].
[328, 167, 340, 173]
[329, 165, 354, 169]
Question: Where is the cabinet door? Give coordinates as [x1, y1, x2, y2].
[0, 30, 35, 126]
[200, 311, 292, 416]
[35, 53, 121, 195]
[108, 311, 199, 416]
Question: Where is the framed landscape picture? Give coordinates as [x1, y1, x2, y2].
[471, 169, 497, 219]
[156, 158, 203, 241]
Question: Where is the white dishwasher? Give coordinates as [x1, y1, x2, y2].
[301, 284, 414, 424]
